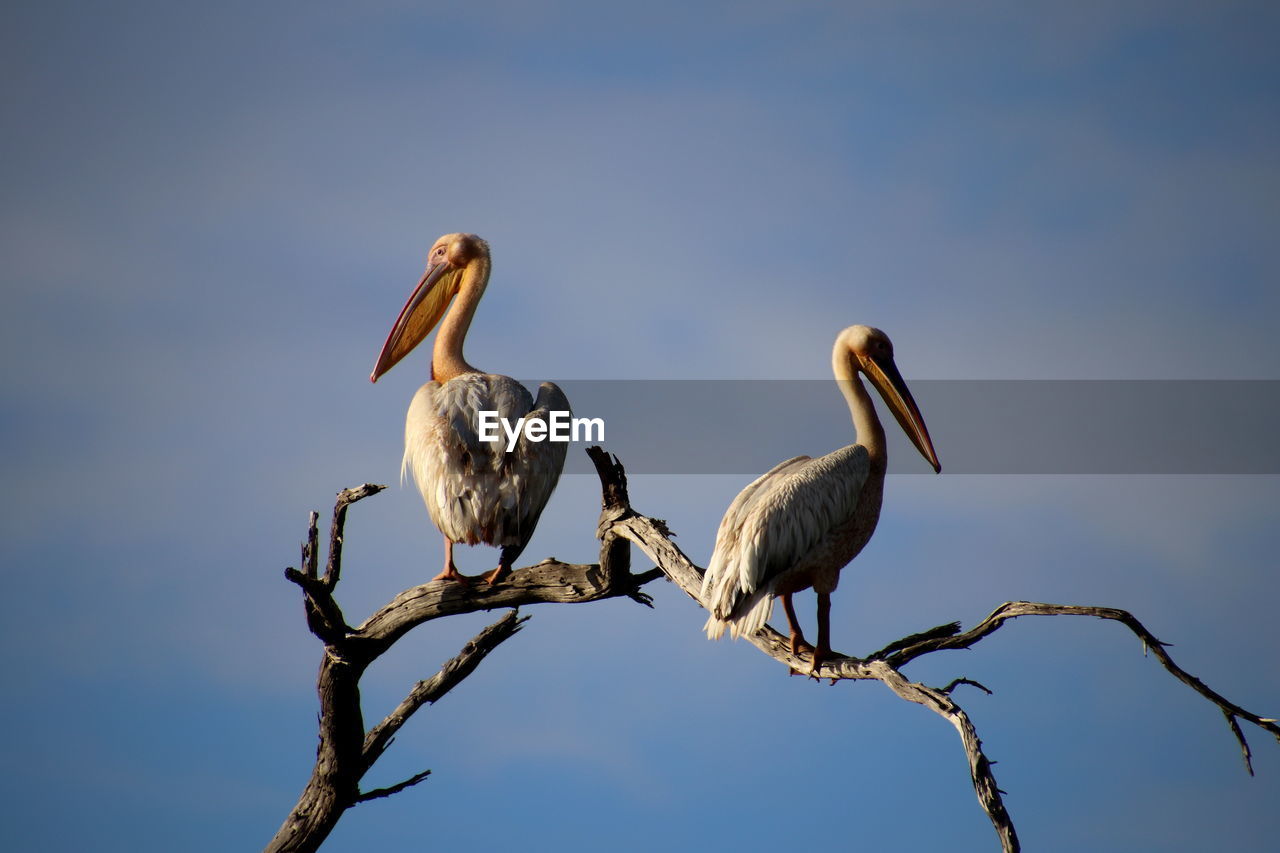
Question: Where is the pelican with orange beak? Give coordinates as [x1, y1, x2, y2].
[371, 233, 570, 584]
[701, 325, 941, 673]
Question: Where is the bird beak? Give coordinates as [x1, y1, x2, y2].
[863, 354, 942, 473]
[369, 261, 462, 382]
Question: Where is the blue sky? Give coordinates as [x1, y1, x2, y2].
[3, 2, 1278, 850]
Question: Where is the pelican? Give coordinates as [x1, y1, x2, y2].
[370, 233, 570, 584]
[701, 325, 940, 672]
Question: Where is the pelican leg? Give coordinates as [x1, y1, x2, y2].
[478, 564, 508, 584]
[781, 593, 813, 654]
[479, 543, 524, 585]
[431, 538, 472, 584]
[781, 593, 815, 676]
[810, 592, 832, 676]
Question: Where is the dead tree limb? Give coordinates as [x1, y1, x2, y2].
[596, 449, 1278, 853]
[269, 448, 1276, 853]
[265, 455, 661, 853]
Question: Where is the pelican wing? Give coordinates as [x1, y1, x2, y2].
[503, 381, 571, 549]
[700, 455, 811, 601]
[404, 373, 571, 549]
[702, 445, 870, 638]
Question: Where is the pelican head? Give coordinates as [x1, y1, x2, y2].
[837, 324, 941, 473]
[370, 233, 491, 382]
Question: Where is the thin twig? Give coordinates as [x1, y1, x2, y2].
[325, 484, 384, 588]
[363, 610, 529, 766]
[610, 508, 1277, 853]
[269, 453, 666, 853]
[942, 677, 994, 696]
[303, 511, 319, 580]
[355, 770, 432, 804]
[865, 660, 1019, 852]
[880, 601, 1280, 775]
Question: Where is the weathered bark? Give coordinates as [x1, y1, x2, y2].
[268, 449, 1278, 853]
[264, 454, 661, 853]
[607, 460, 1279, 853]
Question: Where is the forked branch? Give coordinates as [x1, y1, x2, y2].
[270, 449, 1276, 853]
[595, 449, 1278, 853]
[362, 609, 530, 769]
[266, 458, 663, 853]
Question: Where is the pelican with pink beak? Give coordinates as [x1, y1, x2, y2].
[371, 233, 569, 584]
[702, 325, 941, 673]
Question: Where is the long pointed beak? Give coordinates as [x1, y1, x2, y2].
[864, 354, 942, 473]
[369, 262, 457, 382]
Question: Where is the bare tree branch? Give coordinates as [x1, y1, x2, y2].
[362, 610, 529, 768]
[607, 486, 1277, 853]
[354, 770, 432, 804]
[877, 600, 1280, 775]
[941, 677, 993, 696]
[325, 484, 384, 588]
[353, 558, 648, 653]
[302, 511, 319, 579]
[285, 508, 353, 643]
[269, 448, 1276, 853]
[266, 453, 662, 853]
[863, 659, 1018, 853]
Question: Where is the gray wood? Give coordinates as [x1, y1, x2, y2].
[264, 450, 660, 853]
[611, 476, 1279, 853]
[266, 448, 1278, 853]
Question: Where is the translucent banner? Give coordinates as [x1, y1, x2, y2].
[521, 380, 1280, 475]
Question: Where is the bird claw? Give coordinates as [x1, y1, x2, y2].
[430, 565, 473, 585]
[786, 636, 816, 677]
[479, 565, 510, 585]
[806, 647, 831, 680]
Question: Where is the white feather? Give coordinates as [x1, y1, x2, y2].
[403, 373, 569, 551]
[702, 445, 870, 640]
